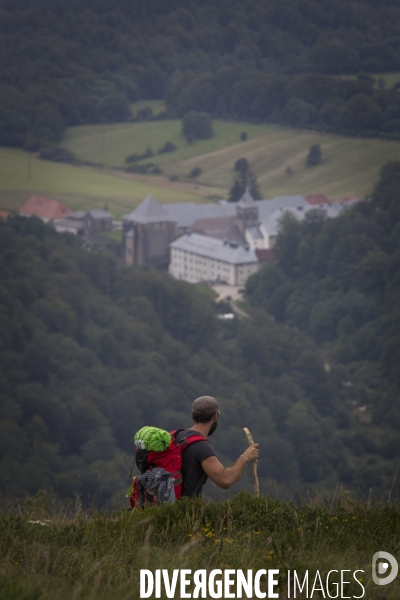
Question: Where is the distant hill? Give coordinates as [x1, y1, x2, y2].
[2, 0, 400, 148]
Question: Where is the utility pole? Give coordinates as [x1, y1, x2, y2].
[100, 117, 105, 151]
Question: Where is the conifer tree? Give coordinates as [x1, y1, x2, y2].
[228, 158, 262, 201]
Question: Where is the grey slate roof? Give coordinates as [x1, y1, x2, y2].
[163, 201, 236, 228]
[164, 196, 308, 228]
[88, 209, 111, 219]
[257, 195, 308, 220]
[191, 215, 247, 246]
[122, 193, 317, 230]
[170, 233, 258, 264]
[246, 226, 263, 239]
[123, 194, 177, 224]
[262, 201, 355, 236]
[237, 190, 257, 207]
[70, 210, 86, 220]
[54, 218, 83, 230]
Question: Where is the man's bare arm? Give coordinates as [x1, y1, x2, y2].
[201, 443, 259, 490]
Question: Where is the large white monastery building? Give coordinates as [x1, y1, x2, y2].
[169, 233, 259, 285]
[122, 191, 358, 286]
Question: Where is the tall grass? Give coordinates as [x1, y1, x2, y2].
[1, 490, 399, 599]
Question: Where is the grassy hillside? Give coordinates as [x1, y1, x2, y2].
[2, 118, 400, 215]
[1, 492, 399, 600]
[61, 120, 268, 169]
[61, 120, 400, 201]
[0, 148, 200, 217]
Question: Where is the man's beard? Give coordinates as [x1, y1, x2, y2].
[208, 420, 218, 436]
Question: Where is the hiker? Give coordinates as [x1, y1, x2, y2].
[175, 395, 260, 498]
[129, 395, 259, 507]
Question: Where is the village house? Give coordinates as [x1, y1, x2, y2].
[19, 196, 73, 222]
[54, 210, 86, 235]
[18, 197, 121, 255]
[83, 206, 112, 236]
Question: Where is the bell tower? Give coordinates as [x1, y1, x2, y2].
[235, 189, 259, 235]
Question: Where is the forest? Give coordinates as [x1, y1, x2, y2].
[1, 162, 399, 505]
[2, 0, 400, 148]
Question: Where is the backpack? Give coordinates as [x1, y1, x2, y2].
[127, 427, 208, 508]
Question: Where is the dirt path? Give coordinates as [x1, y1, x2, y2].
[212, 284, 251, 319]
[212, 285, 244, 302]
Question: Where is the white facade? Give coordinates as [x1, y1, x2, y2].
[245, 226, 268, 250]
[259, 222, 276, 249]
[169, 234, 260, 286]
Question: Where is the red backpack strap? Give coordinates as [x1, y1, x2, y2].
[169, 429, 211, 500]
[170, 429, 210, 449]
[183, 434, 209, 450]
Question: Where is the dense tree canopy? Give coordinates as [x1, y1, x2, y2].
[246, 162, 400, 491]
[182, 111, 213, 140]
[2, 0, 400, 147]
[0, 218, 367, 502]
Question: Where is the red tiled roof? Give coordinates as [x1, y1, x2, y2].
[305, 194, 330, 205]
[19, 196, 73, 220]
[256, 249, 275, 262]
[0, 210, 10, 220]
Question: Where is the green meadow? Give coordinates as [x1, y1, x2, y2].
[0, 148, 199, 217]
[1, 491, 399, 600]
[61, 120, 269, 169]
[61, 119, 400, 202]
[2, 117, 400, 215]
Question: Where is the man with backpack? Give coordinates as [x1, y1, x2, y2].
[129, 395, 259, 507]
[175, 395, 260, 498]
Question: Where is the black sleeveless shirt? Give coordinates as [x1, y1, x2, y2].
[175, 429, 216, 497]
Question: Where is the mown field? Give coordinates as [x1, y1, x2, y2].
[61, 120, 269, 170]
[0, 148, 200, 217]
[2, 112, 400, 216]
[1, 491, 399, 600]
[61, 119, 400, 202]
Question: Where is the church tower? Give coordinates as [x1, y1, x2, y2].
[235, 189, 259, 236]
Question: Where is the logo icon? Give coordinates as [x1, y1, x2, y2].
[372, 551, 398, 585]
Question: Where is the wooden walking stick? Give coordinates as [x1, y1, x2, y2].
[243, 427, 259, 497]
